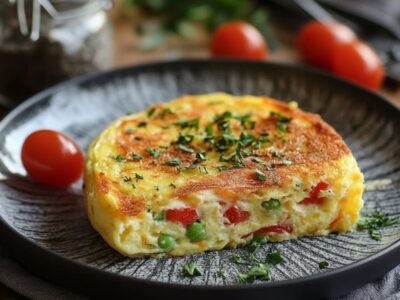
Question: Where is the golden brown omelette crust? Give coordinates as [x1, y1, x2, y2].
[104, 96, 349, 216]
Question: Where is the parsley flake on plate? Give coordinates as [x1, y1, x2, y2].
[183, 262, 203, 277]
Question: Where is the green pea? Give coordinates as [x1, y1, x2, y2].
[158, 234, 176, 252]
[261, 199, 281, 210]
[186, 222, 207, 242]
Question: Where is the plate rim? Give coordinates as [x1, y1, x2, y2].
[1, 59, 400, 297]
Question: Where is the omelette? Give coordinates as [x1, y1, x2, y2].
[84, 93, 364, 257]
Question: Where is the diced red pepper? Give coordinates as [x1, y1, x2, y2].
[165, 208, 198, 226]
[301, 181, 329, 205]
[253, 224, 294, 235]
[224, 205, 250, 224]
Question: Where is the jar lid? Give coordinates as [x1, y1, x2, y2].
[8, 0, 112, 40]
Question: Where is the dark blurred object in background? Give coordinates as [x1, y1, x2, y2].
[262, 0, 400, 87]
[0, 0, 113, 107]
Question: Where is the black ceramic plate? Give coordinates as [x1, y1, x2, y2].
[0, 60, 399, 300]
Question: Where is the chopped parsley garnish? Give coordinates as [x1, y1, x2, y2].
[112, 155, 126, 162]
[237, 263, 271, 283]
[204, 124, 214, 144]
[238, 132, 255, 147]
[242, 148, 252, 156]
[130, 153, 143, 161]
[135, 173, 144, 180]
[265, 165, 276, 172]
[165, 158, 182, 166]
[252, 133, 269, 149]
[183, 262, 203, 277]
[174, 118, 199, 130]
[169, 183, 176, 189]
[123, 176, 131, 182]
[145, 147, 161, 159]
[158, 107, 173, 118]
[216, 165, 230, 172]
[147, 107, 156, 117]
[176, 164, 196, 172]
[248, 236, 266, 253]
[252, 157, 264, 164]
[261, 199, 281, 210]
[266, 252, 285, 265]
[219, 155, 230, 162]
[175, 133, 194, 145]
[215, 131, 236, 152]
[271, 112, 292, 133]
[199, 164, 208, 174]
[138, 121, 147, 127]
[235, 113, 256, 130]
[194, 151, 206, 163]
[177, 144, 194, 153]
[153, 211, 165, 221]
[319, 261, 329, 269]
[231, 254, 246, 264]
[255, 169, 267, 181]
[154, 186, 159, 191]
[357, 211, 399, 241]
[131, 184, 136, 189]
[230, 147, 245, 167]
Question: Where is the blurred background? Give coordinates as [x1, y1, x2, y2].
[1, 0, 400, 298]
[0, 0, 400, 113]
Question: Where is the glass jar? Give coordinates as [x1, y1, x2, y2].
[0, 0, 113, 106]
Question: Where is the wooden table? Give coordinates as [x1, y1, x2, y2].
[112, 14, 400, 108]
[2, 12, 400, 300]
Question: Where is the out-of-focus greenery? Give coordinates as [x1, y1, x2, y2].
[124, 0, 276, 51]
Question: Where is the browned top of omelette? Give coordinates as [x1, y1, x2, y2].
[91, 94, 349, 217]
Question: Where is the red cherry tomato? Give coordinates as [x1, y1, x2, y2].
[165, 208, 198, 226]
[301, 181, 329, 205]
[21, 130, 84, 187]
[253, 225, 293, 235]
[224, 205, 250, 224]
[297, 21, 356, 70]
[210, 21, 268, 60]
[332, 40, 385, 90]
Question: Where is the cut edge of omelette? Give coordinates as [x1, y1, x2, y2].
[83, 93, 364, 257]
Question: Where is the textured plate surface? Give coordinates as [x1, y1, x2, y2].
[0, 60, 399, 298]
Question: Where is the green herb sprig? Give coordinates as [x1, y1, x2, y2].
[357, 211, 399, 241]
